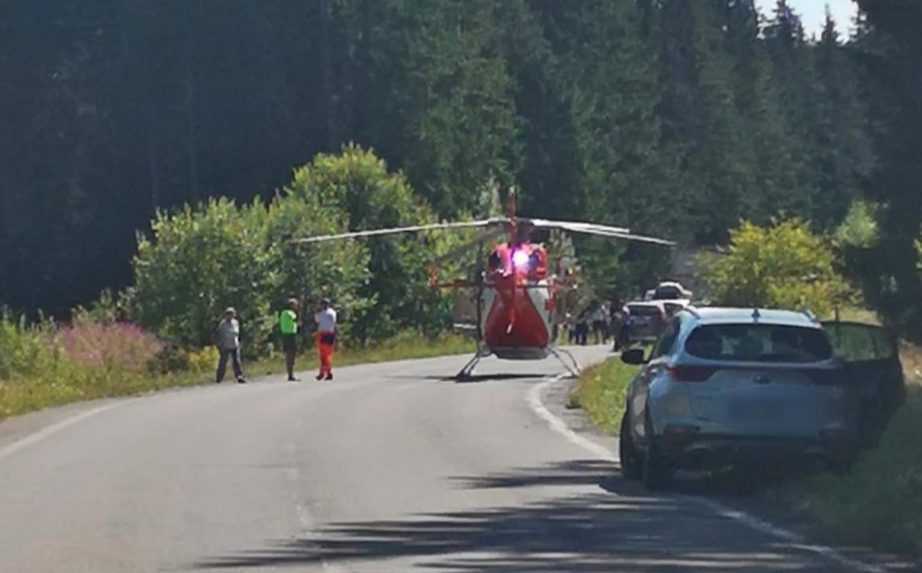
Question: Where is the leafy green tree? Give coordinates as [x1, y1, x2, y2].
[130, 198, 276, 351]
[702, 219, 854, 316]
[283, 145, 460, 341]
[263, 191, 372, 343]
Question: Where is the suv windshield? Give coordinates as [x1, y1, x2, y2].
[685, 324, 832, 363]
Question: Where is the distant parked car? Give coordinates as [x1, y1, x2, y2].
[618, 307, 902, 490]
[660, 299, 690, 317]
[623, 301, 667, 344]
[651, 281, 692, 301]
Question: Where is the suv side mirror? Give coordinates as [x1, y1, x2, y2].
[621, 347, 647, 365]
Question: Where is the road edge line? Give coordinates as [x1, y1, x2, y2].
[526, 375, 615, 463]
[0, 402, 128, 464]
[527, 375, 884, 573]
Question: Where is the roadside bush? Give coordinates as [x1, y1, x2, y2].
[128, 146, 465, 353]
[0, 314, 60, 380]
[132, 198, 276, 352]
[187, 346, 219, 373]
[57, 319, 162, 373]
[701, 219, 854, 316]
[151, 343, 191, 374]
[783, 380, 922, 554]
[0, 314, 187, 419]
[264, 184, 372, 343]
[285, 144, 464, 342]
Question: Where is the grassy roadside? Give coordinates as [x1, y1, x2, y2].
[569, 356, 638, 435]
[765, 342, 922, 556]
[248, 333, 473, 377]
[0, 332, 473, 422]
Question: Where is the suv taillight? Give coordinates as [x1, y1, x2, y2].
[666, 365, 716, 383]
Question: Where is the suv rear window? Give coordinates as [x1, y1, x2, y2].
[653, 286, 682, 300]
[627, 305, 661, 317]
[685, 324, 832, 363]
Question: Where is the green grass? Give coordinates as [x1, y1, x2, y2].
[248, 332, 474, 377]
[0, 332, 474, 422]
[0, 367, 211, 420]
[765, 342, 922, 556]
[768, 382, 922, 554]
[569, 356, 639, 434]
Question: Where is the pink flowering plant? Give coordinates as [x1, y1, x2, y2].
[56, 319, 163, 373]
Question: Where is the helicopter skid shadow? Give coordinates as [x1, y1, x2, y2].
[384, 374, 543, 384]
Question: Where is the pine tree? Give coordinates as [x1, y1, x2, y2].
[658, 0, 754, 243]
[763, 0, 819, 219]
[811, 9, 875, 228]
[853, 0, 922, 340]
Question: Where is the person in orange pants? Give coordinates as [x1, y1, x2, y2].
[313, 298, 337, 380]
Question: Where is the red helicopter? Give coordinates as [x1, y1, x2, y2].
[294, 192, 674, 378]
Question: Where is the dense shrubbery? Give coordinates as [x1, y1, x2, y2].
[0, 313, 205, 419]
[285, 145, 470, 341]
[702, 219, 855, 316]
[57, 319, 162, 373]
[128, 146, 464, 353]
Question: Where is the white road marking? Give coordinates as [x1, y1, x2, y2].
[0, 401, 128, 464]
[526, 375, 615, 462]
[528, 376, 885, 573]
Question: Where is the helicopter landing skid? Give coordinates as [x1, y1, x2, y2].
[548, 346, 582, 378]
[456, 347, 490, 380]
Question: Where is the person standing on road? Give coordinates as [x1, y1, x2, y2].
[313, 298, 337, 381]
[215, 307, 247, 384]
[279, 298, 300, 381]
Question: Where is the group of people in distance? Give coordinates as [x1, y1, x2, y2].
[213, 298, 338, 384]
[567, 300, 619, 346]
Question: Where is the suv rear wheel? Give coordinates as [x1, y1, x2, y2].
[619, 411, 642, 480]
[642, 413, 672, 490]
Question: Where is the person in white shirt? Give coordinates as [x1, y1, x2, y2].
[313, 298, 337, 380]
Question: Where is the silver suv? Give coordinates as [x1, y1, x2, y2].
[619, 307, 863, 490]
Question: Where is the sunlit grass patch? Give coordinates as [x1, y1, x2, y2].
[569, 356, 638, 434]
[0, 320, 473, 422]
[248, 332, 474, 376]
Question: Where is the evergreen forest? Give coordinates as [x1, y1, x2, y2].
[2, 0, 920, 341]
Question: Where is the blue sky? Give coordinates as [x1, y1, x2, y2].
[755, 0, 858, 37]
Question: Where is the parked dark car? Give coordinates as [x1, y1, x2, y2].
[623, 301, 667, 344]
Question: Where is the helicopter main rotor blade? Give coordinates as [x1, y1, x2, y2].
[291, 219, 505, 244]
[524, 218, 676, 246]
[427, 226, 507, 267]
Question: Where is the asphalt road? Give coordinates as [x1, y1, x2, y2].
[0, 347, 907, 572]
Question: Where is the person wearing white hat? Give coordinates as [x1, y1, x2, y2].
[215, 307, 246, 384]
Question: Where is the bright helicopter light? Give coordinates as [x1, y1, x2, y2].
[512, 250, 531, 269]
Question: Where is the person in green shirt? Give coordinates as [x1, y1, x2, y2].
[279, 298, 300, 381]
